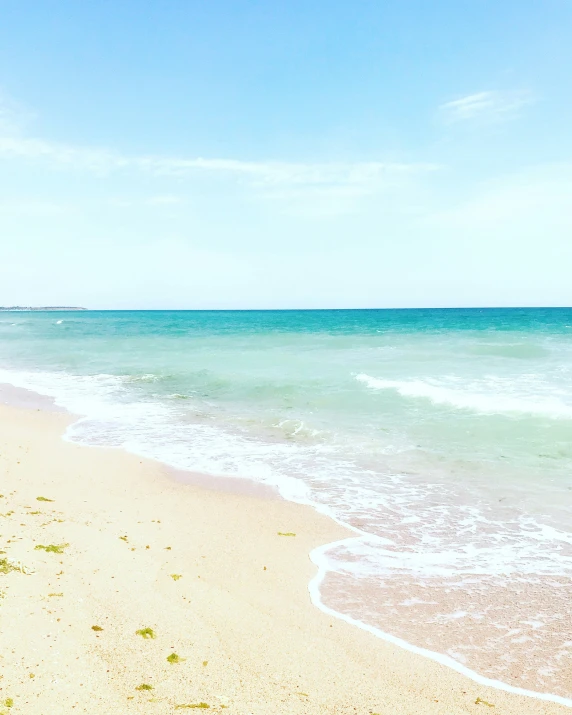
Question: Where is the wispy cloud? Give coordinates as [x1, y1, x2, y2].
[439, 90, 534, 124]
[0, 133, 438, 194]
[0, 136, 127, 172]
[0, 90, 35, 135]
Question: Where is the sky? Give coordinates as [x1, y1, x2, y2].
[0, 0, 571, 309]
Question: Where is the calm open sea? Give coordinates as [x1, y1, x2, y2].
[1, 309, 571, 702]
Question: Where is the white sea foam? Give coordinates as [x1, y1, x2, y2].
[356, 373, 572, 419]
[6, 366, 572, 578]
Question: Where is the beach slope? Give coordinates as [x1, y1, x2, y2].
[0, 402, 567, 714]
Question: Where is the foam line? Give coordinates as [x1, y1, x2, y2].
[308, 538, 572, 708]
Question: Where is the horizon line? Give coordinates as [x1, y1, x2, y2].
[3, 306, 572, 312]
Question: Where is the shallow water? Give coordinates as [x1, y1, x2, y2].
[1, 308, 571, 699]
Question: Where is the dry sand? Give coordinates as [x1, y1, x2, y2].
[0, 399, 568, 714]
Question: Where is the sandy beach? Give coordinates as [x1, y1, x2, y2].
[0, 395, 568, 714]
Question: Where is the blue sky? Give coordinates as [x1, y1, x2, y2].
[0, 0, 571, 308]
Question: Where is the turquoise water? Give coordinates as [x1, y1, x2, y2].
[1, 308, 572, 699]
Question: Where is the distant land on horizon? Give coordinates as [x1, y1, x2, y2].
[1, 306, 571, 313]
[0, 306, 87, 311]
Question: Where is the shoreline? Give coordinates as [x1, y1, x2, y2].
[4, 382, 572, 705]
[0, 382, 282, 503]
[0, 391, 570, 711]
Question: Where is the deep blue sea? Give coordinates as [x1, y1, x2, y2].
[1, 308, 571, 701]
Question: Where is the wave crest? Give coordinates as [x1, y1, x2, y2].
[355, 373, 572, 419]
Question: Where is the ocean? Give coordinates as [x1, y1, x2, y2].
[1, 308, 571, 702]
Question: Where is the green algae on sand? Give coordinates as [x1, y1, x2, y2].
[136, 627, 156, 639]
[0, 558, 19, 574]
[475, 697, 495, 707]
[35, 543, 69, 554]
[175, 704, 210, 709]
